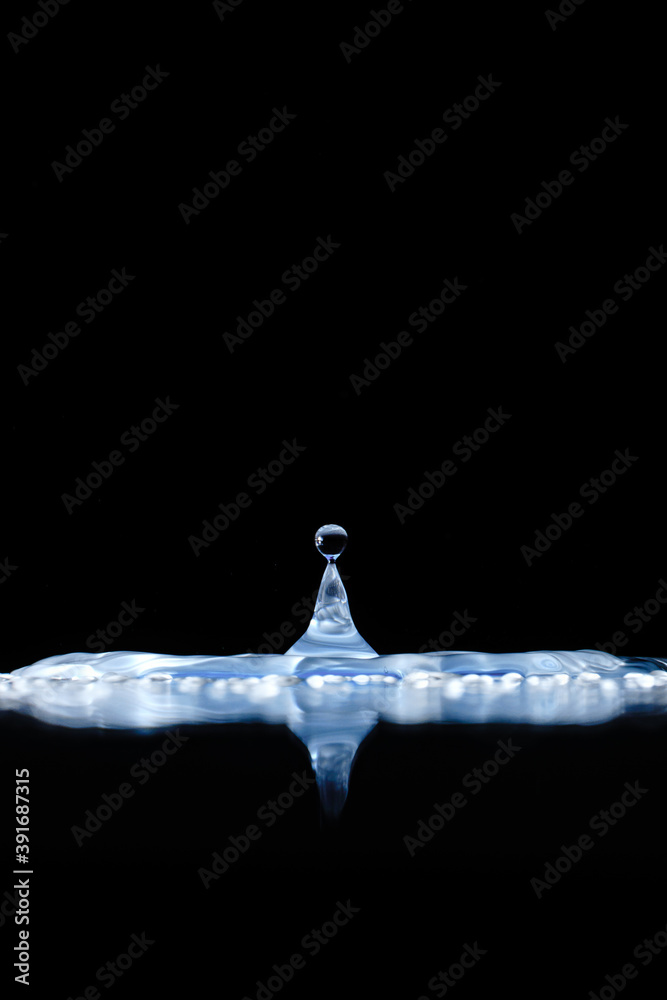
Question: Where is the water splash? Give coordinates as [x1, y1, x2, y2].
[3, 523, 667, 822]
[287, 525, 377, 658]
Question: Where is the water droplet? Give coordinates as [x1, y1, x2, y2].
[407, 671, 432, 683]
[178, 676, 207, 691]
[462, 673, 494, 687]
[315, 524, 347, 562]
[624, 673, 654, 688]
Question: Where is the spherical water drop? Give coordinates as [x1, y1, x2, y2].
[314, 523, 347, 561]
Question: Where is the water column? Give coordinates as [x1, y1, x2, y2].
[286, 524, 381, 823]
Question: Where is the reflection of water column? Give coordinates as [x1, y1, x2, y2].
[309, 740, 360, 823]
[289, 701, 380, 825]
[287, 524, 380, 822]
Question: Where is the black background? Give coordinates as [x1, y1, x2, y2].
[1, 1, 666, 998]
